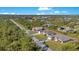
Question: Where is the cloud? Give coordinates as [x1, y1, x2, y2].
[10, 13, 16, 15]
[54, 11, 60, 14]
[0, 12, 16, 15]
[36, 10, 68, 15]
[54, 10, 68, 14]
[36, 12, 46, 15]
[38, 7, 51, 11]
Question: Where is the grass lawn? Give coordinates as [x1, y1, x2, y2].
[45, 40, 63, 51]
[35, 34, 47, 40]
[67, 32, 79, 39]
[31, 31, 37, 34]
[46, 40, 79, 51]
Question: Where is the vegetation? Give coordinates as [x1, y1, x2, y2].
[62, 42, 79, 51]
[46, 40, 79, 51]
[45, 41, 62, 51]
[35, 34, 47, 40]
[0, 15, 79, 51]
[0, 19, 38, 51]
[47, 15, 79, 40]
[13, 15, 79, 51]
[15, 18, 45, 30]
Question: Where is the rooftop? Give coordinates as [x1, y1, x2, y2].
[55, 34, 70, 42]
[46, 31, 55, 35]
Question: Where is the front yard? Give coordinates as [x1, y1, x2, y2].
[35, 34, 47, 41]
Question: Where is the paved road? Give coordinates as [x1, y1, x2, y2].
[10, 19, 52, 51]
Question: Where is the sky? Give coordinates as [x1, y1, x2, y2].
[0, 7, 79, 15]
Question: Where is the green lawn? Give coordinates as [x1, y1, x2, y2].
[30, 31, 37, 34]
[46, 40, 79, 51]
[62, 42, 79, 51]
[35, 34, 47, 40]
[45, 40, 62, 51]
[67, 32, 79, 39]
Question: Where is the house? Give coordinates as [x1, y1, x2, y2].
[46, 32, 71, 43]
[46, 31, 55, 36]
[45, 23, 54, 27]
[54, 34, 70, 43]
[36, 41, 48, 51]
[37, 30, 46, 34]
[32, 27, 44, 31]
[47, 34, 54, 40]
[58, 26, 73, 32]
[32, 27, 45, 34]
[45, 30, 70, 43]
[46, 31, 55, 40]
[58, 26, 65, 31]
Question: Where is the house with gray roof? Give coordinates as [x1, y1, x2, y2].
[32, 27, 45, 34]
[46, 31, 56, 40]
[45, 23, 54, 27]
[54, 34, 70, 43]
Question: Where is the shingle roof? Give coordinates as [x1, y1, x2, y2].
[55, 34, 70, 42]
[46, 31, 55, 35]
